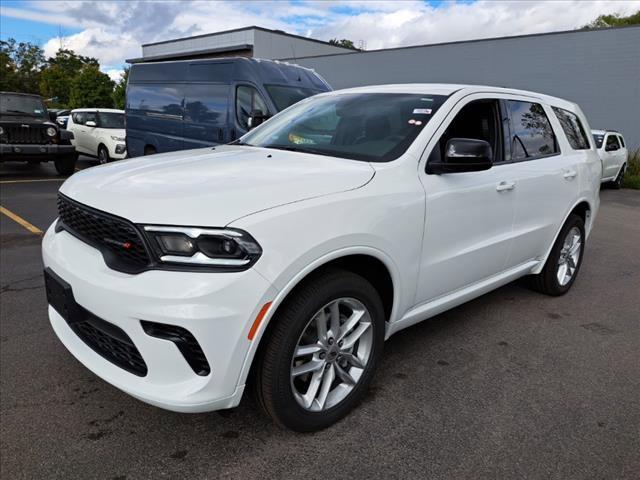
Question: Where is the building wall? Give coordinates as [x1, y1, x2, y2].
[291, 26, 640, 150]
[143, 29, 256, 58]
[252, 30, 351, 59]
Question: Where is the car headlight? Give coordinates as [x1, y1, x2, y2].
[111, 136, 125, 141]
[0, 126, 4, 135]
[46, 127, 57, 137]
[142, 225, 262, 269]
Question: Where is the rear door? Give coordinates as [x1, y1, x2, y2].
[83, 111, 99, 155]
[602, 133, 623, 179]
[505, 100, 580, 268]
[69, 112, 89, 154]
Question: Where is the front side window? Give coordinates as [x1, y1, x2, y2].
[508, 101, 558, 160]
[98, 113, 124, 129]
[552, 107, 590, 150]
[72, 112, 85, 125]
[236, 85, 268, 130]
[265, 85, 324, 111]
[241, 92, 448, 162]
[84, 112, 97, 125]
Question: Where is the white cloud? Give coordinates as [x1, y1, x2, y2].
[3, 0, 639, 70]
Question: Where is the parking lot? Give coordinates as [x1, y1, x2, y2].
[1, 160, 639, 480]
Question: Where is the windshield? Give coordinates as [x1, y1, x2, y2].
[99, 112, 124, 129]
[592, 133, 605, 149]
[265, 85, 324, 111]
[0, 94, 47, 117]
[241, 92, 448, 162]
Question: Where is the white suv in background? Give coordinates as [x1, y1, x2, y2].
[592, 129, 628, 188]
[67, 108, 126, 163]
[43, 84, 600, 431]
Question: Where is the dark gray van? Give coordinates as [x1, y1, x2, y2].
[125, 57, 331, 157]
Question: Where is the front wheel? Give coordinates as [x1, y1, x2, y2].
[98, 145, 110, 164]
[254, 268, 385, 432]
[54, 154, 77, 176]
[530, 214, 585, 296]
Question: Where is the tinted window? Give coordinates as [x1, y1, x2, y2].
[72, 112, 85, 125]
[606, 134, 620, 150]
[618, 135, 625, 148]
[0, 94, 46, 117]
[592, 133, 605, 148]
[236, 85, 268, 129]
[98, 112, 124, 129]
[241, 93, 448, 162]
[265, 85, 322, 111]
[184, 84, 228, 124]
[127, 84, 184, 117]
[84, 112, 97, 124]
[552, 107, 590, 150]
[508, 101, 558, 159]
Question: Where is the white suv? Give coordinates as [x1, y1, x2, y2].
[43, 84, 600, 431]
[592, 129, 628, 188]
[67, 108, 126, 163]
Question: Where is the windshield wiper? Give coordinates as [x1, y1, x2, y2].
[264, 145, 333, 157]
[3, 109, 35, 115]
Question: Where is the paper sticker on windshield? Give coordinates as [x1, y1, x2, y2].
[34, 109, 42, 114]
[412, 108, 432, 115]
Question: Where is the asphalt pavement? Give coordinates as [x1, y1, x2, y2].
[1, 159, 639, 479]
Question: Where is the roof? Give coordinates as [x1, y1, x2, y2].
[591, 129, 620, 134]
[141, 25, 359, 51]
[127, 44, 252, 63]
[70, 108, 124, 114]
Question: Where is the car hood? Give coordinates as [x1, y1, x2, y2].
[60, 146, 375, 226]
[0, 115, 54, 126]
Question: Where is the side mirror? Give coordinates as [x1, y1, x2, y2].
[85, 120, 97, 127]
[605, 143, 619, 152]
[48, 111, 57, 122]
[427, 138, 493, 174]
[247, 110, 266, 129]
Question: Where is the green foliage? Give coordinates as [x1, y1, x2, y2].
[69, 66, 115, 109]
[582, 10, 640, 29]
[329, 38, 357, 49]
[112, 67, 129, 110]
[0, 38, 46, 93]
[622, 149, 640, 189]
[40, 49, 100, 107]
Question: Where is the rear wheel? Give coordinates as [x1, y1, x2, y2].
[54, 153, 77, 176]
[530, 214, 585, 296]
[98, 145, 110, 164]
[254, 268, 385, 432]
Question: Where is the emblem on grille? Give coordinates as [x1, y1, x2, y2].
[21, 124, 31, 128]
[103, 238, 132, 249]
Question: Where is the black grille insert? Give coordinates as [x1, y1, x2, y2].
[141, 321, 210, 376]
[45, 268, 148, 376]
[57, 194, 151, 273]
[2, 124, 51, 144]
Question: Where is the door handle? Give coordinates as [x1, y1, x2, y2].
[563, 169, 577, 180]
[496, 181, 516, 192]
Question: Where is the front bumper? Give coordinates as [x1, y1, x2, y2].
[42, 223, 277, 412]
[0, 143, 75, 161]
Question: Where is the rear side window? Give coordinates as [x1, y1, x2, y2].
[508, 101, 558, 160]
[618, 135, 625, 148]
[552, 107, 590, 150]
[606, 134, 620, 150]
[127, 84, 184, 118]
[184, 84, 228, 124]
[236, 85, 268, 129]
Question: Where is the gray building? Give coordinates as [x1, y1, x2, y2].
[128, 25, 640, 149]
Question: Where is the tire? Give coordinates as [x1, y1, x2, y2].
[98, 145, 110, 164]
[254, 268, 385, 432]
[610, 164, 625, 189]
[144, 146, 156, 156]
[54, 154, 77, 176]
[530, 214, 585, 296]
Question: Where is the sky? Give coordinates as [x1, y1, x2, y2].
[1, 0, 639, 81]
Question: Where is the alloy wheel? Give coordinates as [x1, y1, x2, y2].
[556, 226, 582, 286]
[290, 297, 373, 412]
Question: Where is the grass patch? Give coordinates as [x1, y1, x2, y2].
[622, 148, 640, 189]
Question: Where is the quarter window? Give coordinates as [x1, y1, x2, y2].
[618, 135, 625, 148]
[236, 85, 268, 130]
[552, 107, 590, 150]
[508, 101, 558, 160]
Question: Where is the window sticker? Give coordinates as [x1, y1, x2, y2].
[288, 133, 316, 145]
[412, 108, 432, 115]
[34, 109, 42, 114]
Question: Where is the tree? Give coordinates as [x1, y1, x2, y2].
[40, 49, 100, 107]
[329, 38, 357, 49]
[0, 38, 45, 93]
[112, 67, 129, 110]
[582, 10, 640, 29]
[68, 66, 115, 108]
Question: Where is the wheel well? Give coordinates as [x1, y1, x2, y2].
[144, 145, 156, 155]
[98, 143, 107, 154]
[570, 201, 590, 225]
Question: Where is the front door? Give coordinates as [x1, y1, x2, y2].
[417, 96, 516, 303]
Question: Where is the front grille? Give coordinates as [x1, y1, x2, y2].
[141, 321, 211, 376]
[57, 194, 151, 273]
[71, 310, 148, 376]
[2, 124, 50, 144]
